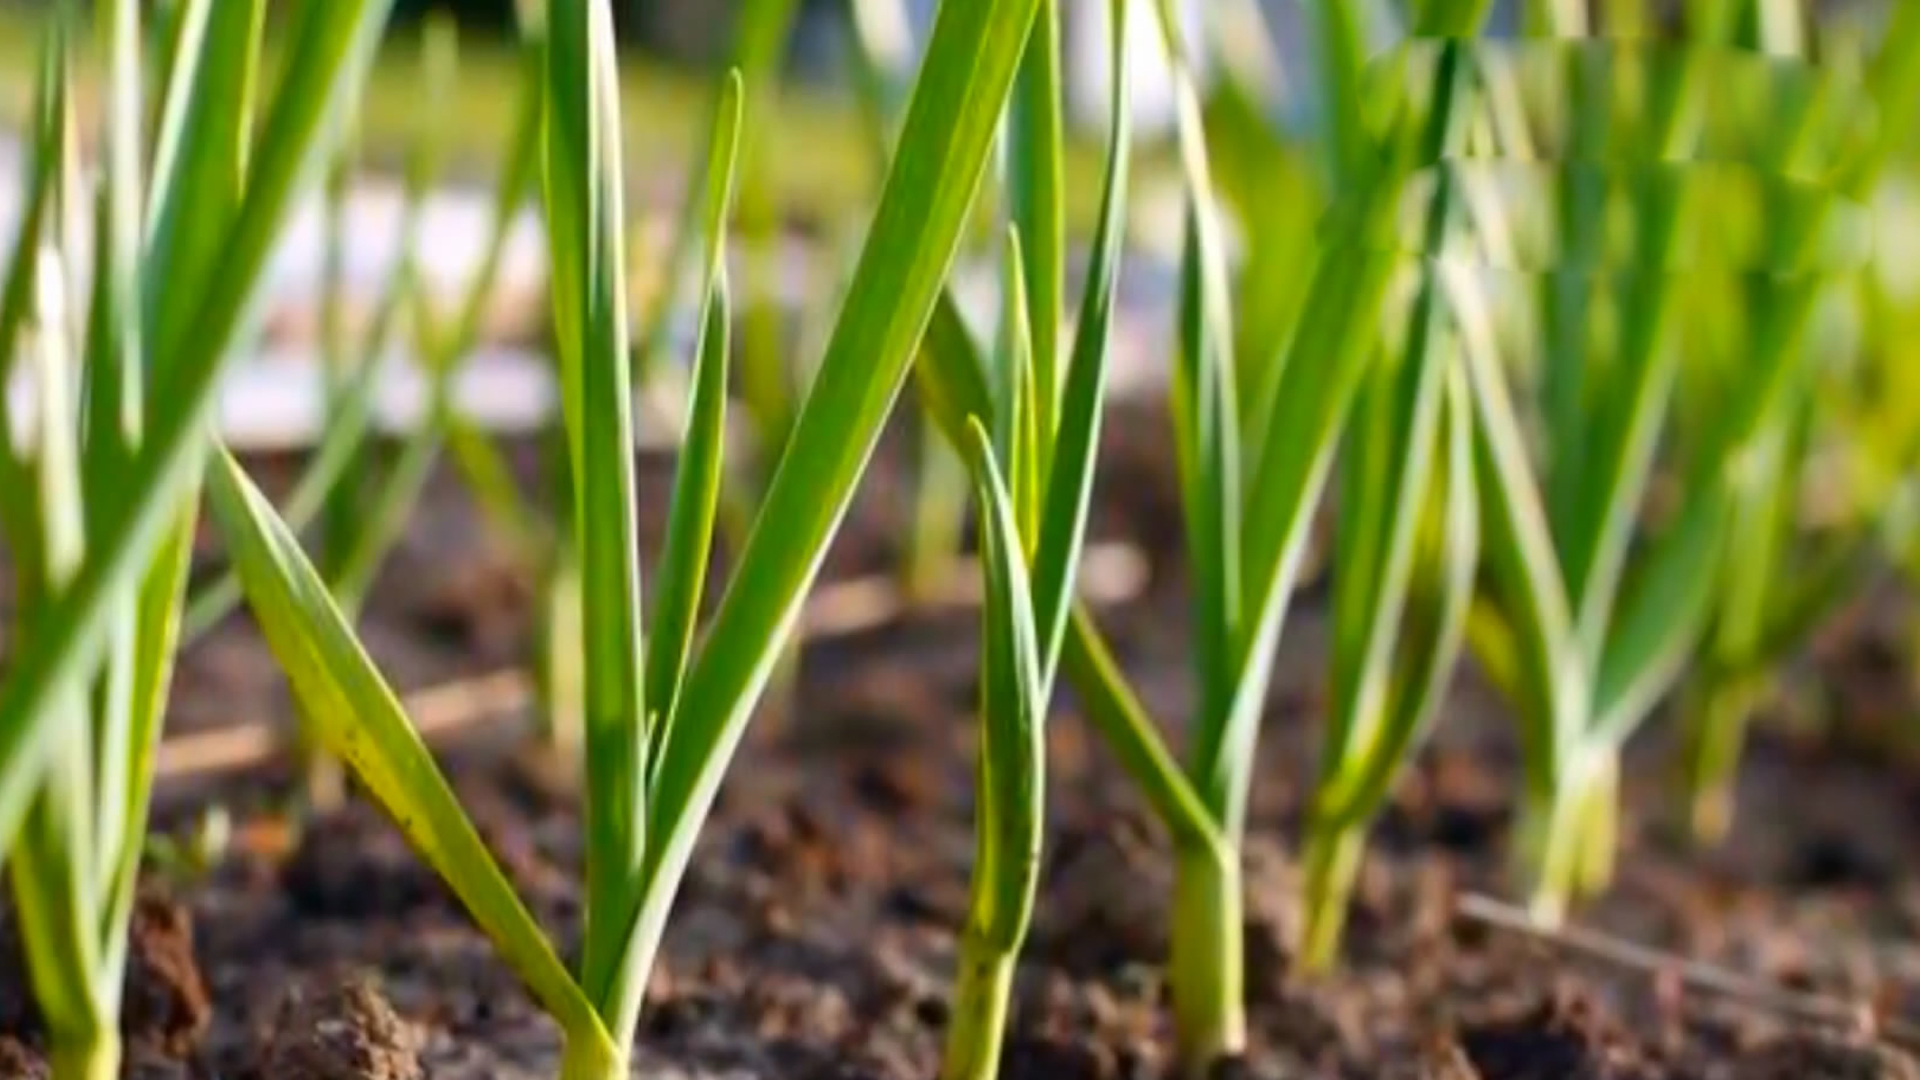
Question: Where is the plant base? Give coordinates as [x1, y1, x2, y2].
[302, 746, 347, 815]
[536, 556, 586, 754]
[1296, 823, 1367, 975]
[941, 946, 1016, 1080]
[49, 1034, 120, 1080]
[1679, 680, 1757, 847]
[1171, 846, 1245, 1078]
[1519, 756, 1619, 928]
[557, 1035, 626, 1080]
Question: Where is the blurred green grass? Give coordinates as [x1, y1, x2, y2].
[0, 5, 1143, 236]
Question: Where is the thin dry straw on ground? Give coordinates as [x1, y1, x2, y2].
[153, 539, 1148, 783]
[1454, 892, 1920, 1054]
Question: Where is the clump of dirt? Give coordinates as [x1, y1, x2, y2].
[254, 971, 423, 1080]
[123, 891, 212, 1056]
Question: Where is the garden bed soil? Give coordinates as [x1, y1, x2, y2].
[2, 402, 1918, 1079]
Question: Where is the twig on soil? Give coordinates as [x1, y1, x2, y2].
[1453, 892, 1920, 1054]
[155, 540, 1149, 784]
[157, 668, 536, 782]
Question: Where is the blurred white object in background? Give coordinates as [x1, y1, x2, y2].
[1065, 0, 1207, 133]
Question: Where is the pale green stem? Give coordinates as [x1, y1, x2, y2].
[1573, 754, 1618, 898]
[294, 702, 345, 814]
[48, 1032, 120, 1080]
[1170, 844, 1245, 1077]
[1679, 676, 1758, 846]
[303, 741, 346, 815]
[1520, 754, 1612, 927]
[537, 554, 585, 754]
[941, 942, 1017, 1080]
[1295, 821, 1367, 976]
[557, 1033, 626, 1080]
[1520, 785, 1582, 929]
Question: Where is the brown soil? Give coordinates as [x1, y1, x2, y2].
[255, 972, 425, 1080]
[2, 403, 1917, 1078]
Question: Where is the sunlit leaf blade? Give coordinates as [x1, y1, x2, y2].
[144, 0, 266, 349]
[0, 31, 64, 552]
[202, 449, 615, 1059]
[1322, 350, 1478, 821]
[329, 414, 442, 619]
[306, 16, 544, 634]
[1215, 26, 1494, 833]
[310, 19, 475, 625]
[1591, 490, 1727, 744]
[1171, 200, 1242, 742]
[962, 418, 1047, 944]
[1208, 75, 1315, 445]
[991, 229, 1037, 530]
[942, 417, 1048, 1080]
[1306, 0, 1370, 186]
[913, 292, 995, 455]
[1030, 8, 1129, 686]
[1057, 610, 1226, 856]
[1557, 182, 1687, 665]
[901, 0, 1221, 871]
[10, 108, 105, 1048]
[544, 0, 648, 1016]
[732, 0, 807, 455]
[637, 0, 1046, 1050]
[0, 0, 393, 860]
[1006, 0, 1064, 457]
[11, 742, 103, 1052]
[100, 508, 196, 985]
[80, 0, 147, 491]
[1372, 359, 1479, 809]
[1300, 348, 1478, 969]
[180, 267, 405, 640]
[1439, 259, 1578, 766]
[1323, 293, 1452, 818]
[648, 72, 743, 741]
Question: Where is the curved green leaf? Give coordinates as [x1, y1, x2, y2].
[203, 448, 615, 1059]
[648, 72, 743, 741]
[634, 0, 1047, 1050]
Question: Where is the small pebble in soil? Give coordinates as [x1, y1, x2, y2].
[257, 972, 424, 1080]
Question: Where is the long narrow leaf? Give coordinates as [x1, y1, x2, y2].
[635, 0, 1047, 1051]
[0, 0, 393, 860]
[960, 417, 1047, 950]
[545, 0, 649, 1016]
[1440, 258, 1579, 782]
[647, 72, 744, 741]
[1006, 0, 1064, 458]
[203, 449, 615, 1058]
[0, 34, 65, 560]
[1031, 0, 1130, 685]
